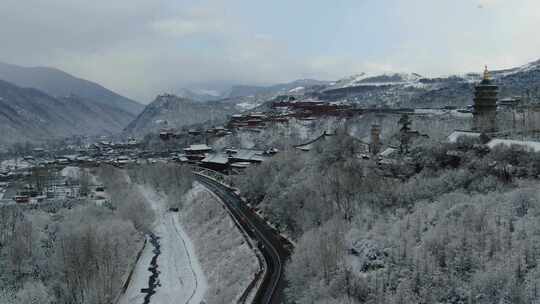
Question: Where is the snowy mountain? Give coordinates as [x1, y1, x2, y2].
[176, 88, 222, 102]
[172, 79, 331, 113]
[225, 79, 330, 98]
[214, 79, 331, 111]
[316, 59, 540, 108]
[0, 79, 136, 146]
[176, 59, 540, 111]
[0, 62, 144, 115]
[328, 72, 424, 89]
[124, 94, 237, 136]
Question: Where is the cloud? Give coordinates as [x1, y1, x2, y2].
[1, 0, 540, 102]
[152, 19, 207, 37]
[150, 6, 228, 38]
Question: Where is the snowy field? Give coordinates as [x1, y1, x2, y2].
[119, 185, 207, 304]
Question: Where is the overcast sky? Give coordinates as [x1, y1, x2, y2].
[1, 0, 540, 103]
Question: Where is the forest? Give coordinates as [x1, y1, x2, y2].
[235, 131, 540, 304]
[4, 130, 540, 304]
[0, 164, 193, 304]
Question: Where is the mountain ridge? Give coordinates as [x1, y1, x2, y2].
[0, 79, 135, 146]
[0, 62, 144, 116]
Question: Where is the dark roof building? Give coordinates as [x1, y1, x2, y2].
[201, 153, 230, 171]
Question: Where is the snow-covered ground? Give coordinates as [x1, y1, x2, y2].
[179, 183, 259, 304]
[119, 185, 207, 304]
[117, 236, 154, 304]
[236, 101, 261, 111]
[118, 179, 259, 304]
[60, 166, 80, 179]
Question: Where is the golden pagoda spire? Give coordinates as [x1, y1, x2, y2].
[483, 65, 491, 81]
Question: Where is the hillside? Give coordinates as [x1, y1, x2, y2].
[0, 80, 135, 146]
[124, 94, 237, 136]
[175, 79, 331, 110]
[0, 62, 144, 115]
[180, 59, 540, 112]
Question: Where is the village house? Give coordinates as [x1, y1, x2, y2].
[200, 153, 230, 171]
[226, 149, 267, 163]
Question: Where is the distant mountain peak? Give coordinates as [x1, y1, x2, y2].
[176, 88, 222, 102]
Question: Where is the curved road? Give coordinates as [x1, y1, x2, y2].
[195, 174, 292, 304]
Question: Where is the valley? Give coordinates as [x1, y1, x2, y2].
[2, 16, 540, 303]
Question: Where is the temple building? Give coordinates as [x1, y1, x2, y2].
[473, 66, 499, 133]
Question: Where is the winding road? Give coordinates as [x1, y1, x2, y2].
[195, 174, 292, 304]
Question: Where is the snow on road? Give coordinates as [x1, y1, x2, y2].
[118, 238, 154, 304]
[119, 185, 207, 304]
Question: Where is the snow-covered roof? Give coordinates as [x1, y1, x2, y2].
[230, 162, 252, 169]
[230, 149, 266, 162]
[184, 144, 212, 152]
[380, 147, 397, 157]
[487, 139, 540, 152]
[202, 153, 229, 164]
[447, 130, 481, 143]
[414, 108, 446, 115]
